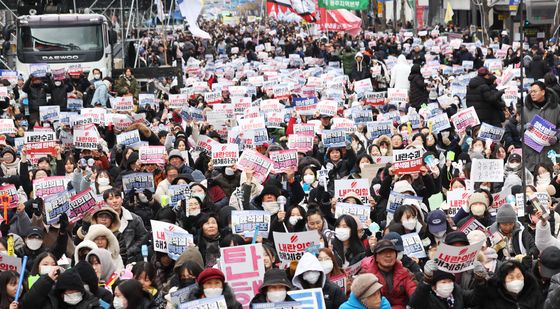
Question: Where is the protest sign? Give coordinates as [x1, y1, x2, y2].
[293, 124, 315, 136]
[138, 146, 166, 164]
[116, 129, 141, 147]
[334, 202, 371, 225]
[470, 159, 505, 182]
[231, 210, 271, 238]
[459, 217, 489, 236]
[293, 97, 318, 115]
[180, 296, 227, 309]
[236, 149, 274, 184]
[220, 244, 266, 308]
[447, 189, 470, 216]
[387, 191, 423, 213]
[524, 115, 557, 152]
[204, 91, 223, 104]
[316, 100, 337, 116]
[364, 91, 386, 106]
[110, 96, 134, 112]
[67, 98, 83, 111]
[352, 110, 373, 124]
[138, 93, 157, 108]
[287, 288, 326, 309]
[239, 117, 267, 131]
[451, 107, 480, 133]
[331, 118, 355, 134]
[68, 188, 99, 223]
[212, 144, 239, 167]
[272, 84, 290, 100]
[266, 112, 285, 128]
[29, 63, 48, 77]
[269, 150, 298, 174]
[334, 179, 370, 204]
[273, 231, 321, 264]
[478, 123, 505, 142]
[427, 113, 451, 134]
[73, 127, 99, 150]
[287, 134, 314, 153]
[366, 121, 393, 140]
[33, 176, 66, 198]
[165, 230, 194, 260]
[44, 192, 70, 224]
[169, 284, 196, 306]
[392, 148, 424, 174]
[0, 185, 19, 208]
[24, 131, 56, 144]
[168, 184, 191, 208]
[122, 172, 155, 193]
[231, 97, 252, 115]
[434, 241, 484, 273]
[0, 119, 15, 134]
[354, 78, 373, 95]
[322, 128, 346, 148]
[387, 88, 408, 105]
[196, 135, 220, 155]
[39, 105, 60, 123]
[150, 220, 193, 253]
[0, 252, 21, 272]
[401, 233, 427, 258]
[253, 302, 302, 309]
[168, 94, 187, 109]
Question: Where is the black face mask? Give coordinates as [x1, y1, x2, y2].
[179, 278, 196, 288]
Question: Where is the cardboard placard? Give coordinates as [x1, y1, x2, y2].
[231, 210, 271, 238]
[392, 148, 424, 174]
[334, 179, 370, 204]
[470, 159, 505, 182]
[122, 172, 155, 193]
[273, 231, 321, 264]
[433, 241, 484, 273]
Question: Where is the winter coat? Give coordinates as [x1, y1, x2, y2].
[340, 293, 391, 309]
[21, 275, 101, 309]
[359, 256, 417, 309]
[186, 284, 242, 309]
[488, 222, 539, 261]
[409, 281, 479, 309]
[91, 80, 112, 107]
[504, 116, 523, 149]
[465, 75, 505, 127]
[534, 220, 560, 252]
[522, 89, 560, 171]
[22, 78, 51, 113]
[341, 49, 357, 76]
[292, 253, 347, 309]
[85, 248, 117, 283]
[350, 58, 371, 82]
[83, 224, 124, 270]
[408, 66, 429, 109]
[49, 80, 73, 111]
[527, 55, 550, 79]
[390, 55, 411, 90]
[229, 179, 263, 210]
[250, 292, 296, 306]
[544, 273, 560, 309]
[117, 207, 148, 264]
[115, 74, 140, 97]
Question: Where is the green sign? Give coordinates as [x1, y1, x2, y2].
[318, 0, 369, 10]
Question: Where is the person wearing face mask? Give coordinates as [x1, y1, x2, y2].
[186, 268, 242, 309]
[467, 230, 500, 275]
[456, 192, 494, 228]
[375, 136, 393, 157]
[73, 261, 113, 307]
[21, 269, 102, 309]
[15, 226, 46, 272]
[47, 75, 73, 112]
[229, 169, 264, 211]
[112, 279, 153, 309]
[165, 247, 204, 291]
[427, 210, 452, 245]
[409, 270, 480, 309]
[504, 153, 534, 186]
[209, 166, 241, 204]
[331, 215, 365, 267]
[22, 75, 51, 126]
[280, 205, 307, 233]
[27, 252, 58, 288]
[292, 252, 347, 309]
[340, 273, 391, 309]
[475, 260, 543, 309]
[250, 269, 296, 305]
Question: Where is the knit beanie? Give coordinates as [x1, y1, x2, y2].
[432, 270, 455, 284]
[496, 204, 517, 224]
[468, 192, 488, 208]
[54, 270, 85, 293]
[351, 273, 383, 299]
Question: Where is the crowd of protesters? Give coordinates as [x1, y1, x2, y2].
[0, 15, 560, 309]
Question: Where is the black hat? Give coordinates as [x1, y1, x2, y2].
[54, 270, 85, 293]
[260, 184, 281, 199]
[540, 247, 560, 278]
[25, 226, 44, 238]
[73, 261, 99, 292]
[383, 232, 404, 252]
[444, 231, 469, 246]
[374, 239, 397, 254]
[432, 270, 455, 284]
[260, 269, 293, 292]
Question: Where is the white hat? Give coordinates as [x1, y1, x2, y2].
[393, 180, 416, 195]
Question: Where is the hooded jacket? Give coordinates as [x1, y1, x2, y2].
[86, 248, 118, 283]
[117, 207, 148, 264]
[340, 293, 391, 309]
[359, 255, 417, 309]
[390, 55, 411, 90]
[83, 224, 124, 270]
[488, 222, 538, 262]
[544, 273, 560, 309]
[350, 52, 371, 82]
[465, 75, 505, 127]
[408, 64, 429, 109]
[522, 89, 560, 171]
[292, 252, 347, 309]
[73, 240, 98, 265]
[21, 275, 102, 309]
[409, 281, 479, 309]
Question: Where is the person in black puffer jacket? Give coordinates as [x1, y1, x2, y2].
[48, 76, 73, 111]
[22, 74, 51, 126]
[408, 64, 429, 110]
[527, 54, 550, 80]
[466, 67, 505, 127]
[544, 72, 560, 98]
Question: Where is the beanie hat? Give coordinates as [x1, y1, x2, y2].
[444, 231, 469, 246]
[432, 270, 455, 284]
[260, 269, 293, 292]
[496, 204, 517, 224]
[351, 273, 383, 299]
[468, 192, 488, 208]
[54, 270, 85, 293]
[197, 268, 225, 285]
[477, 67, 490, 76]
[260, 184, 281, 199]
[73, 261, 99, 293]
[467, 230, 487, 246]
[393, 180, 416, 195]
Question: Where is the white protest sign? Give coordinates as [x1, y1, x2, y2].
[451, 106, 480, 133]
[0, 252, 22, 272]
[150, 220, 193, 253]
[273, 231, 321, 264]
[401, 233, 427, 258]
[427, 113, 451, 134]
[231, 210, 271, 238]
[138, 93, 157, 108]
[471, 159, 504, 182]
[334, 179, 370, 204]
[335, 202, 371, 225]
[116, 129, 141, 146]
[179, 296, 226, 309]
[434, 241, 484, 273]
[138, 146, 166, 164]
[168, 94, 187, 109]
[211, 143, 239, 167]
[316, 100, 337, 116]
[388, 88, 408, 105]
[0, 119, 15, 134]
[110, 96, 134, 112]
[447, 189, 470, 216]
[39, 105, 60, 122]
[73, 127, 99, 150]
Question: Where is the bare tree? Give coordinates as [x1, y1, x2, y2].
[472, 0, 491, 44]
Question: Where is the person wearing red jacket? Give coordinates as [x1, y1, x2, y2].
[360, 239, 417, 309]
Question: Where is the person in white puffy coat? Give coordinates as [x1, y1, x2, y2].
[390, 54, 412, 90]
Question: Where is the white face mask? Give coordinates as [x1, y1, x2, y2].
[433, 230, 446, 239]
[39, 265, 56, 275]
[225, 167, 235, 176]
[94, 74, 101, 80]
[262, 202, 280, 215]
[509, 162, 520, 169]
[435, 282, 454, 298]
[335, 227, 351, 241]
[267, 290, 287, 303]
[54, 81, 62, 87]
[192, 193, 206, 201]
[380, 148, 388, 155]
[302, 271, 321, 284]
[97, 177, 110, 186]
[320, 260, 334, 275]
[112, 297, 126, 309]
[204, 288, 223, 297]
[26, 239, 43, 251]
[189, 208, 201, 217]
[505, 279, 524, 294]
[471, 204, 486, 216]
[359, 163, 369, 169]
[303, 174, 315, 184]
[397, 252, 404, 260]
[402, 218, 417, 230]
[63, 292, 83, 305]
[289, 216, 303, 226]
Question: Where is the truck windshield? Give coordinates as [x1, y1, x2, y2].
[18, 25, 102, 52]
